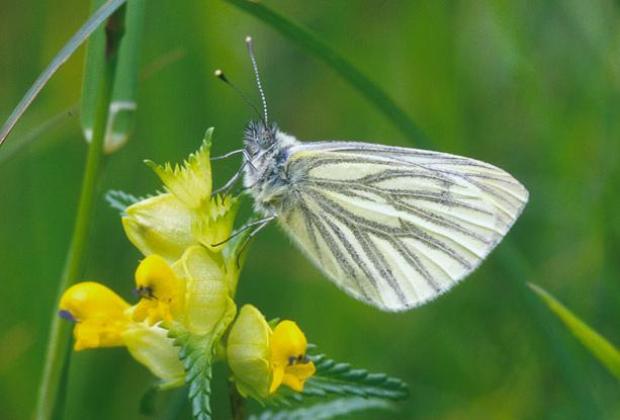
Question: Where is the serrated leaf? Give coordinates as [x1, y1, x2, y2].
[250, 396, 396, 420]
[271, 353, 409, 407]
[172, 332, 215, 420]
[105, 189, 141, 214]
[529, 283, 620, 380]
[169, 290, 236, 420]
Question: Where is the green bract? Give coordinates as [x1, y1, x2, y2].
[227, 305, 273, 400]
[123, 129, 239, 264]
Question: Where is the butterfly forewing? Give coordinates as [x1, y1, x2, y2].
[277, 141, 528, 311]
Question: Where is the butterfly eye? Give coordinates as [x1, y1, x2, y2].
[288, 356, 296, 366]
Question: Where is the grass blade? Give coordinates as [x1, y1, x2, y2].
[529, 283, 620, 380]
[81, 0, 146, 153]
[35, 4, 129, 419]
[0, 0, 127, 147]
[0, 106, 77, 165]
[0, 47, 185, 165]
[223, 0, 429, 147]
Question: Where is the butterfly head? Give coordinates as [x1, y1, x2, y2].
[243, 120, 278, 158]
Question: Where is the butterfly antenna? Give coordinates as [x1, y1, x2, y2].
[245, 36, 269, 125]
[214, 69, 263, 122]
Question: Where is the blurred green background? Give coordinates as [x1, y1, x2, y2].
[1, 1, 620, 419]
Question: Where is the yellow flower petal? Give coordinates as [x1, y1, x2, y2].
[268, 320, 315, 394]
[281, 362, 316, 392]
[270, 321, 308, 366]
[133, 255, 185, 324]
[59, 282, 130, 350]
[269, 366, 285, 393]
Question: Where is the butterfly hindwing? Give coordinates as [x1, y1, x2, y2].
[276, 141, 528, 311]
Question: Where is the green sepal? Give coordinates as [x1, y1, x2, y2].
[145, 129, 213, 210]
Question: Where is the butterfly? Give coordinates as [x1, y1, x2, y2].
[217, 37, 528, 312]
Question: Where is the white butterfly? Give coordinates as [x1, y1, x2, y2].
[219, 37, 528, 312]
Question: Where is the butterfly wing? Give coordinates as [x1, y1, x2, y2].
[277, 141, 528, 311]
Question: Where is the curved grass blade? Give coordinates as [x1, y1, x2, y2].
[0, 106, 77, 165]
[529, 283, 620, 380]
[0, 48, 186, 165]
[223, 0, 429, 147]
[0, 0, 127, 147]
[497, 245, 600, 417]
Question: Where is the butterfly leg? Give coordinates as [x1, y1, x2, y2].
[212, 167, 243, 196]
[234, 215, 275, 267]
[210, 148, 244, 161]
[211, 214, 276, 247]
[211, 150, 257, 196]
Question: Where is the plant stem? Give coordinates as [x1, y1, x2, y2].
[33, 22, 120, 420]
[229, 382, 245, 420]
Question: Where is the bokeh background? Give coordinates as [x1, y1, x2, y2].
[1, 1, 620, 419]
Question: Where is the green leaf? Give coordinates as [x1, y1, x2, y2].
[273, 353, 409, 405]
[0, 0, 127, 146]
[168, 328, 216, 420]
[105, 189, 141, 214]
[250, 396, 396, 420]
[223, 0, 428, 147]
[107, 0, 146, 151]
[529, 283, 620, 380]
[82, 0, 145, 153]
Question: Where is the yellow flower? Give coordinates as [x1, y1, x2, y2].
[59, 282, 184, 387]
[133, 255, 185, 324]
[269, 321, 316, 393]
[123, 129, 239, 267]
[59, 132, 248, 390]
[59, 282, 130, 350]
[227, 305, 315, 400]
